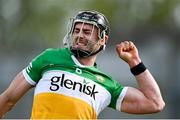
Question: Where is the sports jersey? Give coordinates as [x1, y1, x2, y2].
[22, 48, 128, 119]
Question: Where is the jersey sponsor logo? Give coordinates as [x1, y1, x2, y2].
[49, 74, 99, 100]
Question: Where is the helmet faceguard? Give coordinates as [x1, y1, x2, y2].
[63, 10, 110, 58]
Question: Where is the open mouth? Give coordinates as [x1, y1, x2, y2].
[74, 38, 88, 46]
[73, 42, 88, 49]
[76, 42, 87, 46]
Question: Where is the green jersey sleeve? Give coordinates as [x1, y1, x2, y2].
[22, 50, 47, 85]
[108, 79, 128, 111]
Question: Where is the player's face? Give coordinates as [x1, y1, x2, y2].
[72, 22, 101, 52]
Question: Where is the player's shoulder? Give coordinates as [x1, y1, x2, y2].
[42, 47, 70, 55]
[44, 47, 68, 53]
[91, 66, 114, 81]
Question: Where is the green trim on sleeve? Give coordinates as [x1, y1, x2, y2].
[108, 80, 124, 109]
[25, 49, 48, 83]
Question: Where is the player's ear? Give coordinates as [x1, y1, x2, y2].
[104, 35, 109, 43]
[99, 35, 108, 46]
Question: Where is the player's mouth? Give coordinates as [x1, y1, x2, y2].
[76, 42, 87, 46]
[73, 38, 88, 48]
[73, 42, 87, 49]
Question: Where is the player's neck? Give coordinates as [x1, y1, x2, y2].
[76, 55, 97, 66]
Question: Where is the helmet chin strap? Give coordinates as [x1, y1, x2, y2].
[70, 45, 104, 58]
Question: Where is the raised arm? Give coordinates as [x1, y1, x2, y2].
[0, 72, 34, 118]
[116, 41, 165, 114]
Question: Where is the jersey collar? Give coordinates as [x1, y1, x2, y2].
[71, 55, 97, 68]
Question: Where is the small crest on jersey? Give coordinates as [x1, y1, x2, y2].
[96, 75, 105, 83]
[49, 64, 54, 66]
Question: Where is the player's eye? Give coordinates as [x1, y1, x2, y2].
[74, 28, 80, 34]
[83, 30, 92, 35]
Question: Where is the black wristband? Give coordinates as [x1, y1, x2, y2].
[130, 62, 147, 76]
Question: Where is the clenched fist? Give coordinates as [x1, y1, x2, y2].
[116, 41, 142, 68]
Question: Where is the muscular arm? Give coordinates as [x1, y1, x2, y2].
[0, 72, 34, 118]
[121, 69, 165, 114]
[116, 41, 165, 114]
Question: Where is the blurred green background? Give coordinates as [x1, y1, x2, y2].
[0, 0, 180, 118]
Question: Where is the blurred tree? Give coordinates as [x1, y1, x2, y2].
[0, 0, 180, 50]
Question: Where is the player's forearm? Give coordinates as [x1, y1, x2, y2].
[0, 94, 15, 118]
[135, 69, 165, 110]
